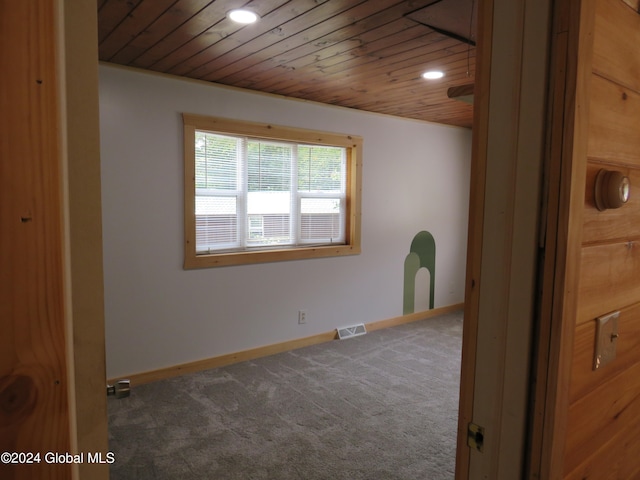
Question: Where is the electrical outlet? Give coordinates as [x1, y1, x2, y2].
[298, 310, 307, 324]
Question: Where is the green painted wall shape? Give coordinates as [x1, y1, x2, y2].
[403, 231, 436, 314]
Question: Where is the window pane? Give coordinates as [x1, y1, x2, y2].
[298, 145, 345, 192]
[246, 141, 293, 246]
[195, 196, 238, 252]
[248, 141, 292, 192]
[247, 191, 292, 246]
[300, 197, 343, 243]
[195, 195, 236, 215]
[195, 132, 240, 190]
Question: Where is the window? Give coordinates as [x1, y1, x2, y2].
[183, 114, 362, 268]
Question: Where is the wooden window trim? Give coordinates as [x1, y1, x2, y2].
[183, 113, 362, 268]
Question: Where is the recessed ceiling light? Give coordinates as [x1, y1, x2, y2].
[228, 9, 259, 24]
[422, 70, 445, 80]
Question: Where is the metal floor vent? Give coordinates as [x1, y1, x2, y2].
[337, 323, 367, 340]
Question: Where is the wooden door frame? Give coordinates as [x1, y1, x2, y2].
[456, 0, 555, 477]
[70, 0, 565, 479]
[456, 0, 601, 478]
[1, 2, 72, 479]
[528, 0, 594, 478]
[1, 1, 106, 479]
[59, 1, 110, 479]
[60, 0, 592, 478]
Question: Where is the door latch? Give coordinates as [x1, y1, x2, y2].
[468, 422, 485, 452]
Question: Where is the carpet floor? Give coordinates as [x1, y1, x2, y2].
[108, 310, 463, 479]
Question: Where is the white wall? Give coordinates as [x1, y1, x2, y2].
[99, 64, 471, 379]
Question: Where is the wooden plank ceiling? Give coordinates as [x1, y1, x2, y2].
[98, 0, 476, 128]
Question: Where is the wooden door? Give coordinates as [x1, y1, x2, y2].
[532, 0, 640, 477]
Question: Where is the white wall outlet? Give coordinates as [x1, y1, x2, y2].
[298, 310, 307, 324]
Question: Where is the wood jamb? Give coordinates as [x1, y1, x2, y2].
[529, 0, 595, 478]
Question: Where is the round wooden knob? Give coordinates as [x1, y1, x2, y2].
[594, 169, 630, 211]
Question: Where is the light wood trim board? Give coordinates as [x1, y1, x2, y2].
[108, 303, 463, 386]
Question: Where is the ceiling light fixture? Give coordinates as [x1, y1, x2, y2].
[422, 70, 445, 80]
[228, 9, 259, 24]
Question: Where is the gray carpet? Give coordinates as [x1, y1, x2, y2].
[108, 310, 462, 479]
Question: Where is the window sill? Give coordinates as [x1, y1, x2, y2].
[184, 243, 361, 269]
